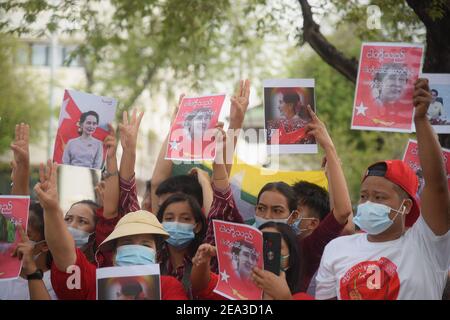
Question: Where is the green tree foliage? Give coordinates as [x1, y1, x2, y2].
[284, 27, 412, 202]
[0, 0, 278, 121]
[0, 34, 48, 154]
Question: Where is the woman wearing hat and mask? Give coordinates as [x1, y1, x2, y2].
[34, 161, 187, 300]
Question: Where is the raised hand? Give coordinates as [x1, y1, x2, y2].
[95, 181, 106, 207]
[305, 105, 333, 150]
[104, 124, 118, 159]
[213, 122, 226, 164]
[413, 78, 432, 120]
[34, 160, 59, 212]
[192, 243, 216, 267]
[251, 268, 292, 300]
[10, 123, 30, 165]
[119, 109, 144, 151]
[230, 79, 250, 128]
[12, 225, 37, 276]
[189, 167, 211, 188]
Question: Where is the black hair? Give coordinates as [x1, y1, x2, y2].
[155, 175, 203, 207]
[145, 180, 151, 194]
[156, 193, 207, 258]
[259, 222, 303, 294]
[291, 181, 330, 220]
[283, 92, 300, 107]
[257, 182, 297, 212]
[69, 199, 100, 224]
[120, 280, 143, 299]
[28, 201, 53, 269]
[78, 111, 99, 135]
[431, 89, 438, 95]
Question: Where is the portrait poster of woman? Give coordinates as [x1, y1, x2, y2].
[212, 220, 263, 300]
[412, 73, 450, 134]
[264, 79, 317, 154]
[165, 94, 225, 161]
[53, 89, 117, 170]
[97, 265, 161, 300]
[351, 42, 424, 133]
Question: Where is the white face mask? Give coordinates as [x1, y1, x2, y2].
[68, 227, 92, 248]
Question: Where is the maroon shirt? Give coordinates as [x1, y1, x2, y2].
[298, 211, 345, 291]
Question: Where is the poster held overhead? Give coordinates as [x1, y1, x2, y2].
[166, 94, 226, 161]
[351, 42, 424, 133]
[53, 89, 117, 170]
[413, 73, 450, 133]
[264, 79, 317, 154]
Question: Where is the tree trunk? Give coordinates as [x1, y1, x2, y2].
[297, 0, 358, 82]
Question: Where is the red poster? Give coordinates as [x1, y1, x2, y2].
[213, 220, 263, 300]
[0, 196, 30, 281]
[402, 139, 450, 198]
[351, 43, 424, 133]
[165, 94, 225, 161]
[53, 89, 117, 170]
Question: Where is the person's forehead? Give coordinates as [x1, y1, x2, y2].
[361, 176, 398, 193]
[259, 191, 289, 207]
[164, 201, 193, 216]
[85, 115, 97, 122]
[66, 204, 95, 220]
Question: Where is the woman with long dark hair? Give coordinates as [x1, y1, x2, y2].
[156, 193, 207, 296]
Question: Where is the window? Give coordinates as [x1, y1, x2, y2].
[31, 43, 49, 66]
[62, 45, 80, 67]
[16, 44, 30, 65]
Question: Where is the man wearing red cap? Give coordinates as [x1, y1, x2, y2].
[316, 78, 450, 300]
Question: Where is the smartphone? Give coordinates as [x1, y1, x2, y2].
[263, 232, 281, 276]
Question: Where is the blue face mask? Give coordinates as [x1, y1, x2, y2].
[115, 245, 156, 266]
[353, 201, 405, 235]
[163, 222, 196, 249]
[68, 227, 92, 248]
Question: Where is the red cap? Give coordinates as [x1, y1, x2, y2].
[362, 160, 419, 227]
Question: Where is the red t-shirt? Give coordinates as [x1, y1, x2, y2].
[51, 248, 188, 300]
[193, 272, 314, 300]
[299, 211, 345, 292]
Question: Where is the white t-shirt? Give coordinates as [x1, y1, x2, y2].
[316, 216, 450, 300]
[0, 270, 57, 300]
